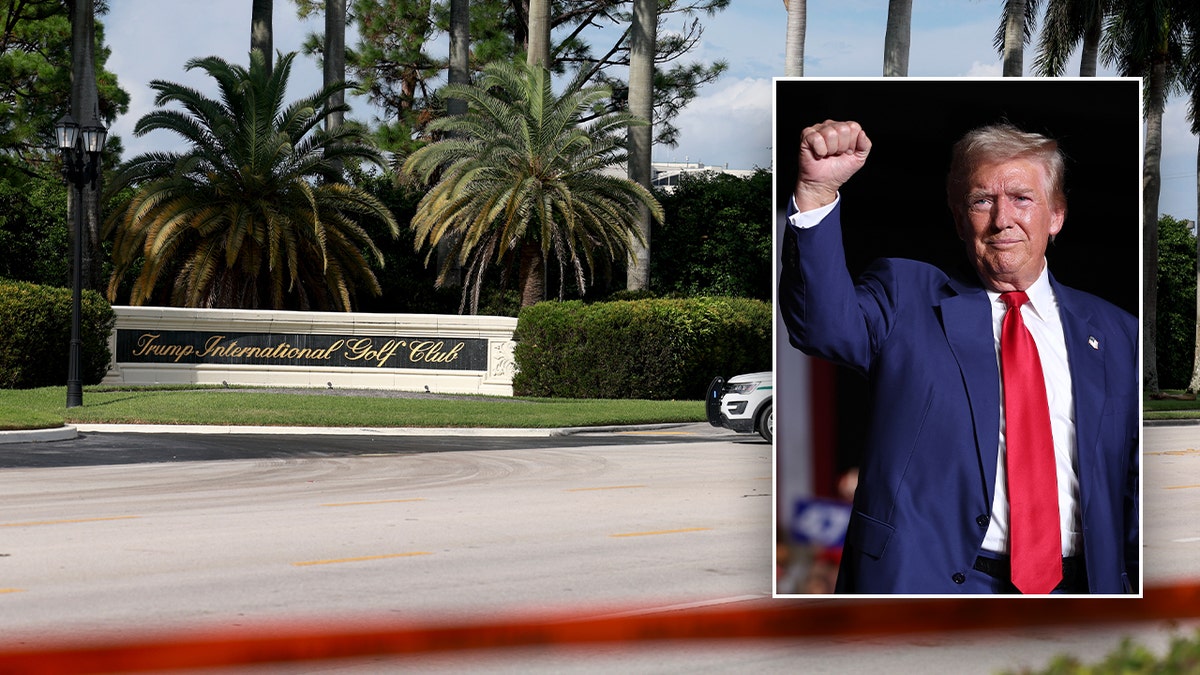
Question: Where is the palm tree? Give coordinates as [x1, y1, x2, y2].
[1176, 3, 1200, 392]
[448, 0, 470, 115]
[996, 0, 1040, 76]
[1033, 0, 1110, 76]
[252, 0, 273, 74]
[527, 0, 551, 67]
[324, 0, 347, 133]
[626, 0, 657, 291]
[403, 60, 662, 313]
[324, 0, 347, 176]
[784, 0, 806, 77]
[1102, 0, 1189, 394]
[66, 0, 103, 291]
[104, 51, 399, 311]
[883, 0, 912, 77]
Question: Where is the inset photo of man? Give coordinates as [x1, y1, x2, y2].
[773, 78, 1141, 596]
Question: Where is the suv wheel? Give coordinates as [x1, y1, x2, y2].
[757, 401, 774, 443]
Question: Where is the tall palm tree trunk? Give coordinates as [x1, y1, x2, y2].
[1189, 171, 1200, 393]
[1143, 59, 1166, 394]
[626, 0, 656, 292]
[784, 0, 805, 77]
[324, 0, 346, 176]
[449, 0, 470, 114]
[252, 0, 273, 75]
[441, 0, 471, 288]
[67, 0, 102, 292]
[526, 0, 550, 67]
[1002, 0, 1026, 76]
[1079, 9, 1101, 77]
[882, 0, 912, 77]
[518, 239, 546, 308]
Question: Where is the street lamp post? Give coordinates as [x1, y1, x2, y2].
[54, 113, 107, 408]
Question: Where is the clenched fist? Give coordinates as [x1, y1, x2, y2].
[794, 120, 872, 211]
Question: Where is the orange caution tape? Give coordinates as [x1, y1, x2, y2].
[1, 582, 1198, 674]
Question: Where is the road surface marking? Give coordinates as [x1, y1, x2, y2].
[1174, 537, 1200, 543]
[1165, 484, 1200, 490]
[321, 498, 426, 507]
[565, 485, 646, 492]
[292, 552, 433, 567]
[610, 527, 712, 538]
[0, 516, 140, 528]
[0, 589, 24, 595]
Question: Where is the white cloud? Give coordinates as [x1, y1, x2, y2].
[1159, 99, 1199, 224]
[661, 77, 772, 170]
[964, 61, 1003, 78]
[97, 1, 1194, 224]
[106, 1, 323, 158]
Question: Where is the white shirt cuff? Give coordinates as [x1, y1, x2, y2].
[787, 193, 840, 229]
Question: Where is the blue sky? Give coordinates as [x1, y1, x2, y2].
[103, 0, 1197, 224]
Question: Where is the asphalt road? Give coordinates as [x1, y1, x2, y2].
[0, 425, 773, 639]
[0, 423, 1195, 673]
[0, 424, 742, 469]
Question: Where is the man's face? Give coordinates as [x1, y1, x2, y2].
[954, 157, 1065, 293]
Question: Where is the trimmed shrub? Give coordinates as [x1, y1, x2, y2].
[513, 297, 771, 400]
[1002, 629, 1200, 674]
[0, 279, 115, 389]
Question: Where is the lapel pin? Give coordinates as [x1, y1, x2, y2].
[1088, 336, 1099, 350]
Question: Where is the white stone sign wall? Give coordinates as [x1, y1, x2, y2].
[103, 306, 519, 396]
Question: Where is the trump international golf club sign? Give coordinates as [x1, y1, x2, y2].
[103, 306, 518, 395]
[118, 330, 486, 371]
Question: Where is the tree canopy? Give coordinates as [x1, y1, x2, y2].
[403, 60, 661, 312]
[0, 0, 127, 181]
[104, 50, 399, 310]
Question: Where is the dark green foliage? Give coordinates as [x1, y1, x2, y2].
[1155, 214, 1195, 390]
[512, 296, 770, 400]
[0, 278, 115, 389]
[349, 171, 463, 315]
[0, 0, 127, 182]
[105, 51, 398, 311]
[651, 169, 772, 301]
[1001, 629, 1200, 674]
[0, 176, 70, 286]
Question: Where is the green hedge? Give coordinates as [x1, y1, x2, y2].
[0, 278, 115, 389]
[1002, 629, 1200, 674]
[513, 297, 771, 400]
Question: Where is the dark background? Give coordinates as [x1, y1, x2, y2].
[774, 78, 1141, 316]
[773, 78, 1142, 479]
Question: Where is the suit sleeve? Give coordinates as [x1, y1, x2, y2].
[779, 200, 898, 377]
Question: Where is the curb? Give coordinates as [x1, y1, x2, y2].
[0, 426, 78, 445]
[70, 424, 567, 438]
[0, 422, 696, 442]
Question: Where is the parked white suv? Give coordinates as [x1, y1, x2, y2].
[706, 372, 773, 442]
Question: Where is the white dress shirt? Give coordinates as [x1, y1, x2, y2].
[787, 194, 1082, 557]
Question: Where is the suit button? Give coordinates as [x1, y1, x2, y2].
[976, 515, 990, 527]
[952, 573, 966, 584]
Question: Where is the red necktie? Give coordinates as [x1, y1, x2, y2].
[1000, 291, 1062, 594]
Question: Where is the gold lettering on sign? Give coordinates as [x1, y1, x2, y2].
[125, 332, 475, 369]
[409, 340, 465, 364]
[343, 338, 404, 368]
[130, 333, 195, 362]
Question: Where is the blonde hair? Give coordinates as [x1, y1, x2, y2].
[946, 123, 1066, 218]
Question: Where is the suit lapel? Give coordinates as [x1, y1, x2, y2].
[1053, 281, 1106, 480]
[940, 280, 1001, 506]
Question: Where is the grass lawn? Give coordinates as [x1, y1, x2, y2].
[0, 385, 705, 431]
[1144, 390, 1200, 421]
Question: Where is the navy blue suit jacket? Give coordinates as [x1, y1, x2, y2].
[779, 201, 1139, 594]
